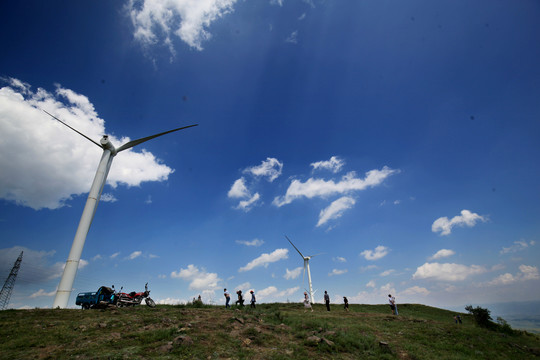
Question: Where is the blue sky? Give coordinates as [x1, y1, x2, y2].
[1, 0, 539, 310]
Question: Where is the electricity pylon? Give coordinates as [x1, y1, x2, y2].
[0, 251, 23, 310]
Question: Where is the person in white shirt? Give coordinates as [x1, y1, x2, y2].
[224, 288, 230, 308]
[388, 294, 398, 315]
[303, 292, 313, 312]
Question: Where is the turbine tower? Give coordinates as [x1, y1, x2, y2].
[43, 110, 198, 309]
[285, 236, 321, 305]
[0, 251, 23, 310]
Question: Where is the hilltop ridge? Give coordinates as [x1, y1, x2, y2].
[1, 303, 539, 359]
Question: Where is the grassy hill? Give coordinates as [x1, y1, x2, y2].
[1, 303, 539, 359]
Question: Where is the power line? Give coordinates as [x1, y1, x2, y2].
[0, 251, 23, 310]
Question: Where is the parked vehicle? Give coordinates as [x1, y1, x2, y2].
[116, 282, 156, 308]
[75, 286, 116, 309]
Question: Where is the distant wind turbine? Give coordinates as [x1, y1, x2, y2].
[285, 235, 322, 305]
[43, 110, 198, 309]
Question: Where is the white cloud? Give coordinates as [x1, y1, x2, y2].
[366, 280, 376, 288]
[257, 286, 300, 301]
[171, 264, 221, 290]
[258, 286, 278, 297]
[360, 245, 389, 261]
[486, 273, 516, 286]
[128, 251, 142, 260]
[429, 249, 455, 260]
[235, 282, 251, 291]
[334, 256, 347, 263]
[280, 286, 300, 297]
[348, 283, 396, 304]
[243, 157, 283, 182]
[379, 269, 395, 277]
[238, 248, 288, 272]
[270, 0, 284, 6]
[311, 156, 344, 173]
[38, 257, 88, 282]
[360, 265, 378, 272]
[91, 254, 102, 261]
[228, 158, 283, 211]
[401, 286, 430, 296]
[284, 267, 303, 280]
[0, 246, 88, 285]
[110, 252, 120, 259]
[413, 262, 487, 281]
[157, 297, 185, 305]
[485, 265, 540, 286]
[285, 30, 298, 44]
[236, 193, 260, 212]
[432, 210, 486, 236]
[228, 177, 261, 212]
[520, 265, 540, 280]
[329, 269, 348, 276]
[500, 240, 535, 254]
[0, 79, 175, 210]
[236, 238, 264, 247]
[228, 178, 249, 198]
[100, 193, 118, 203]
[127, 0, 237, 52]
[29, 289, 56, 298]
[316, 196, 356, 227]
[273, 166, 398, 207]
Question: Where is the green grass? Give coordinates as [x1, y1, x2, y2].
[0, 303, 539, 359]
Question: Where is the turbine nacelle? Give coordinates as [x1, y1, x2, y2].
[100, 135, 116, 154]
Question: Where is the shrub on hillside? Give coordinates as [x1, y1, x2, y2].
[465, 305, 515, 334]
[465, 305, 496, 329]
[496, 316, 514, 335]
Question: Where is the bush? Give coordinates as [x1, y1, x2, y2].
[496, 317, 514, 335]
[465, 305, 496, 329]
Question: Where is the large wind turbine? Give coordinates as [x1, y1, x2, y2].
[44, 110, 198, 308]
[285, 235, 321, 305]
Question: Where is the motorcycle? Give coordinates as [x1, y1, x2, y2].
[115, 282, 156, 308]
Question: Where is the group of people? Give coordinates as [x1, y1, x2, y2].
[223, 288, 256, 309]
[324, 291, 350, 312]
[223, 288, 398, 316]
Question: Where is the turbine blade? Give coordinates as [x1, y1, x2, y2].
[308, 253, 325, 258]
[285, 235, 305, 258]
[116, 124, 198, 153]
[43, 110, 102, 148]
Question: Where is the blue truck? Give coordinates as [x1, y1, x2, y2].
[75, 286, 116, 309]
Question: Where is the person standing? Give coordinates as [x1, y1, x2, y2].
[343, 296, 349, 311]
[303, 292, 313, 312]
[250, 290, 256, 308]
[388, 294, 398, 315]
[324, 291, 330, 311]
[224, 288, 230, 308]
